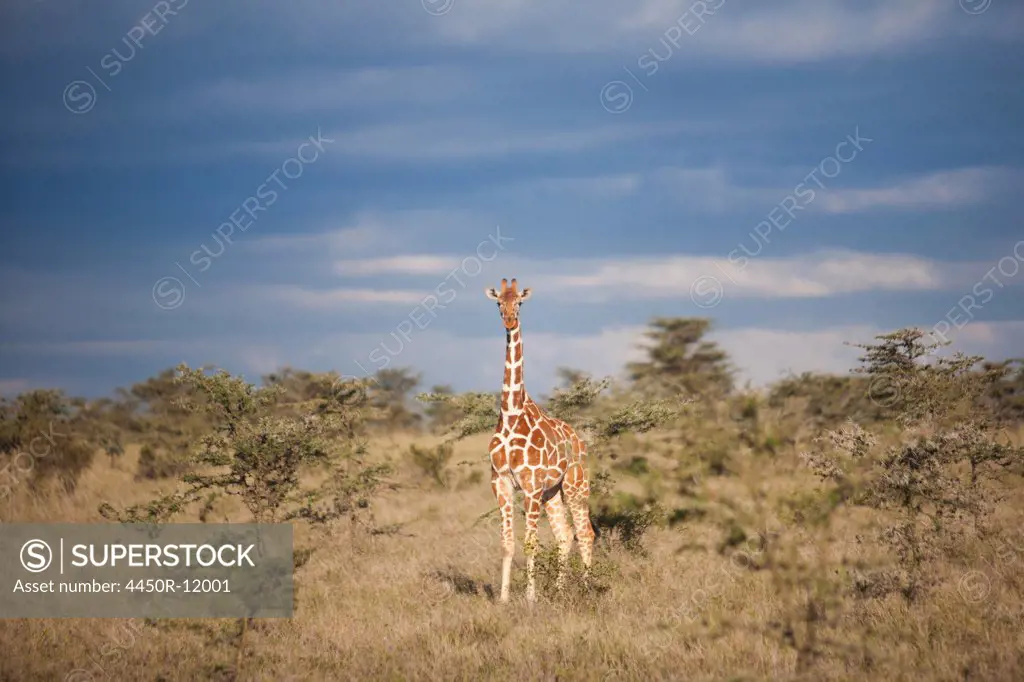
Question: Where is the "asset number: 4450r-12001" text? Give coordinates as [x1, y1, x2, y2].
[126, 578, 230, 593]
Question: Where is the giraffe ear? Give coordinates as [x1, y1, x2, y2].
[485, 287, 500, 301]
[519, 288, 532, 301]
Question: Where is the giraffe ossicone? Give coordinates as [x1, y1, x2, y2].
[484, 277, 596, 603]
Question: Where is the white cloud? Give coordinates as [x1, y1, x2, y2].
[260, 285, 427, 309]
[819, 167, 1016, 214]
[283, 0, 1024, 60]
[673, 0, 951, 63]
[651, 166, 752, 212]
[649, 165, 1022, 215]
[533, 250, 986, 301]
[715, 325, 878, 387]
[234, 244, 1022, 306]
[936, 319, 1024, 353]
[515, 174, 643, 198]
[234, 345, 286, 376]
[246, 209, 483, 256]
[333, 255, 459, 277]
[719, 321, 1024, 387]
[8, 0, 1022, 63]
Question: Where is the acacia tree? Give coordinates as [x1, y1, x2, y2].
[367, 367, 423, 431]
[981, 358, 1024, 424]
[106, 367, 215, 480]
[98, 365, 393, 677]
[627, 318, 734, 399]
[802, 328, 1023, 602]
[101, 365, 390, 527]
[0, 389, 98, 497]
[420, 384, 464, 435]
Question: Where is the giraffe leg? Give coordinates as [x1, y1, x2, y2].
[522, 492, 543, 603]
[564, 464, 596, 572]
[492, 469, 516, 604]
[544, 491, 574, 593]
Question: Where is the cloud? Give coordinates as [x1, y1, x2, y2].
[234, 345, 286, 376]
[245, 226, 399, 257]
[508, 174, 644, 199]
[272, 0, 1023, 60]
[228, 245, 1022, 308]
[260, 285, 429, 309]
[715, 325, 878, 386]
[651, 166, 751, 213]
[939, 319, 1024, 351]
[667, 0, 957, 63]
[152, 122, 693, 166]
[534, 250, 989, 301]
[245, 210, 484, 256]
[819, 167, 1019, 214]
[333, 256, 460, 278]
[650, 165, 1022, 215]
[0, 378, 30, 397]
[8, 0, 1022, 64]
[718, 320, 1024, 386]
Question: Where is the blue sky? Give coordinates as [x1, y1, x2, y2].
[1, 0, 1023, 399]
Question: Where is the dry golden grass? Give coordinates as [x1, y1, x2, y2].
[2, 431, 1023, 682]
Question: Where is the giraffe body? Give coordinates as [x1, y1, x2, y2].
[485, 278, 596, 603]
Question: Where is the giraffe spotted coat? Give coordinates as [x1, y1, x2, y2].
[485, 278, 596, 603]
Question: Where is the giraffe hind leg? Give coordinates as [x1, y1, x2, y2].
[543, 492, 573, 593]
[562, 464, 596, 571]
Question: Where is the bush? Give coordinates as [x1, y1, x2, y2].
[409, 442, 453, 488]
[0, 389, 99, 496]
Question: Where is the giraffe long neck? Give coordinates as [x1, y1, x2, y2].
[500, 325, 525, 434]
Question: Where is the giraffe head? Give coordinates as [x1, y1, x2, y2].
[485, 278, 532, 330]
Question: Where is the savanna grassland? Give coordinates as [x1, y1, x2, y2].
[1, 319, 1023, 681]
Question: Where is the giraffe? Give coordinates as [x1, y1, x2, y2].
[485, 277, 597, 603]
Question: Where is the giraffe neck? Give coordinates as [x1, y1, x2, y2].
[500, 325, 526, 433]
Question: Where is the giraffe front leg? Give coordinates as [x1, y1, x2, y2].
[522, 492, 542, 603]
[544, 492, 573, 593]
[492, 470, 515, 603]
